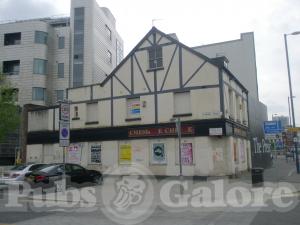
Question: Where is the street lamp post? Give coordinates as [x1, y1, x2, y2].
[288, 96, 291, 126]
[284, 31, 300, 173]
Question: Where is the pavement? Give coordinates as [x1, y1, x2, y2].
[0, 156, 300, 225]
[10, 155, 299, 204]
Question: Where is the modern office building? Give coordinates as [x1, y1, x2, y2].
[272, 115, 290, 128]
[0, 0, 123, 164]
[193, 32, 270, 167]
[26, 27, 251, 177]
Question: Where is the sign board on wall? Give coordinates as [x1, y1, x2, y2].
[128, 126, 195, 138]
[152, 143, 167, 164]
[67, 143, 82, 164]
[209, 128, 223, 136]
[119, 144, 132, 164]
[181, 143, 193, 165]
[90, 144, 101, 163]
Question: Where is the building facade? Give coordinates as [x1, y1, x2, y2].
[26, 27, 251, 177]
[193, 33, 270, 168]
[0, 0, 123, 164]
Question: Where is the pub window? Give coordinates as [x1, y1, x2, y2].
[74, 106, 79, 118]
[173, 92, 191, 116]
[86, 102, 98, 123]
[127, 98, 141, 119]
[148, 46, 163, 69]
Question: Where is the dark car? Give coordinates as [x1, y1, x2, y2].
[25, 163, 103, 190]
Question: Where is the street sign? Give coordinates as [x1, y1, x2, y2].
[59, 121, 70, 147]
[60, 102, 70, 122]
[263, 121, 282, 134]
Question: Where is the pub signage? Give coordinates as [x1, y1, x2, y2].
[128, 126, 195, 138]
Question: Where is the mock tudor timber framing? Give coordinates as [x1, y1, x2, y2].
[28, 27, 249, 146]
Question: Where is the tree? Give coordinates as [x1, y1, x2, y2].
[0, 73, 20, 142]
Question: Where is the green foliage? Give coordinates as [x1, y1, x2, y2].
[0, 73, 20, 142]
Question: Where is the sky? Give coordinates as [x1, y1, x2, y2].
[1, 0, 300, 126]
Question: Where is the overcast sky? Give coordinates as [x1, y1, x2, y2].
[1, 0, 300, 126]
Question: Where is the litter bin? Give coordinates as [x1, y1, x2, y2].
[251, 168, 264, 187]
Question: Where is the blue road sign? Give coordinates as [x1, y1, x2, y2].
[264, 121, 282, 134]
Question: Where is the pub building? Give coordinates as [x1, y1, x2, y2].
[26, 27, 251, 177]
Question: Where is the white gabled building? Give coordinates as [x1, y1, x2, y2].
[27, 27, 251, 177]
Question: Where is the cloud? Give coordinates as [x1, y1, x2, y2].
[0, 0, 69, 21]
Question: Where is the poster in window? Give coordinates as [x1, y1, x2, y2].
[152, 143, 167, 164]
[119, 144, 132, 164]
[67, 143, 82, 164]
[90, 144, 101, 163]
[181, 143, 193, 165]
[128, 100, 140, 116]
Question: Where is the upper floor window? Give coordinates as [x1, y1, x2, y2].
[74, 106, 79, 118]
[33, 59, 47, 75]
[106, 50, 112, 64]
[174, 92, 191, 116]
[86, 103, 98, 123]
[105, 25, 112, 41]
[56, 90, 64, 102]
[57, 63, 64, 78]
[127, 98, 141, 119]
[32, 87, 46, 101]
[4, 32, 21, 46]
[34, 31, 48, 44]
[148, 46, 163, 70]
[58, 36, 65, 49]
[3, 60, 20, 75]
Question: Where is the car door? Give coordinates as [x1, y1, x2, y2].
[70, 164, 87, 184]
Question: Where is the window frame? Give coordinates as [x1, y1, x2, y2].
[34, 31, 48, 44]
[105, 25, 112, 41]
[33, 58, 47, 75]
[58, 36, 65, 49]
[148, 46, 163, 70]
[2, 60, 20, 75]
[57, 63, 64, 78]
[32, 87, 46, 101]
[56, 90, 64, 102]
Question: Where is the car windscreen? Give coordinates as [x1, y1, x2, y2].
[39, 165, 60, 173]
[10, 165, 27, 171]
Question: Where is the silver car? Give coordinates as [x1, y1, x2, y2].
[0, 163, 46, 184]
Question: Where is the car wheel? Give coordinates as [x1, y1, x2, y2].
[93, 176, 103, 185]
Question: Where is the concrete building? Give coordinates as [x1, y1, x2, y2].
[0, 0, 123, 164]
[272, 115, 289, 128]
[193, 33, 270, 167]
[26, 27, 251, 177]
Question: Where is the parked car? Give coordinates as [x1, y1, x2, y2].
[25, 163, 103, 190]
[0, 163, 46, 184]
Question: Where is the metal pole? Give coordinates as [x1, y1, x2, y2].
[175, 118, 183, 195]
[288, 96, 291, 126]
[284, 33, 299, 173]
